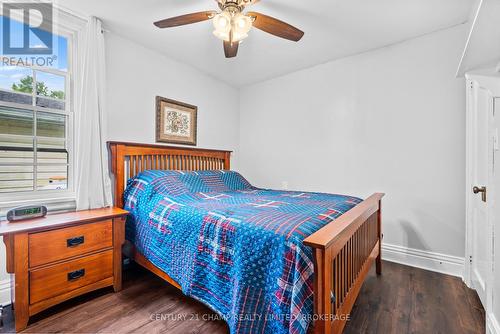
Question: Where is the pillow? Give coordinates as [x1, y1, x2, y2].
[127, 170, 254, 198]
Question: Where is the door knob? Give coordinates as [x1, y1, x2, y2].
[473, 186, 487, 202]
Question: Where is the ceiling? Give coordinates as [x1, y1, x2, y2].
[457, 0, 500, 76]
[59, 0, 477, 87]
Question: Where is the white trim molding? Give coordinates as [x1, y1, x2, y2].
[382, 243, 465, 279]
[0, 278, 12, 306]
[488, 312, 500, 334]
[0, 245, 470, 306]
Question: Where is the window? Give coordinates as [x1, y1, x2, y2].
[0, 15, 73, 199]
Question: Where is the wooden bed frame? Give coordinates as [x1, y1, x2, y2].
[108, 141, 384, 334]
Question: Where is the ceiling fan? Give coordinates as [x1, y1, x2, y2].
[153, 0, 304, 58]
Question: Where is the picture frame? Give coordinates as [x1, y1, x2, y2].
[155, 96, 198, 146]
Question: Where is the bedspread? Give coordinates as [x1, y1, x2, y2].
[123, 170, 361, 334]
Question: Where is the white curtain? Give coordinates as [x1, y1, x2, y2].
[75, 17, 112, 210]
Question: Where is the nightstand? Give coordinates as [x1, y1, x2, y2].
[0, 207, 128, 332]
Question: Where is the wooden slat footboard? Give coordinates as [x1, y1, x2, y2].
[304, 193, 384, 334]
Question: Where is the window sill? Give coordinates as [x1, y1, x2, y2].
[0, 196, 76, 219]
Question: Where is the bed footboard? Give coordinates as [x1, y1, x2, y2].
[304, 193, 384, 334]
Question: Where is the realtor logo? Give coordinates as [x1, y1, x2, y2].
[2, 2, 53, 55]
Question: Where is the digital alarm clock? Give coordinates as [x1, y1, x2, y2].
[6, 205, 47, 222]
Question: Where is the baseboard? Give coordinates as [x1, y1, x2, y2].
[0, 278, 11, 306]
[382, 243, 464, 278]
[488, 312, 500, 334]
[0, 245, 469, 306]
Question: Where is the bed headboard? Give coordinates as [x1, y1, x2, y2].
[108, 141, 232, 208]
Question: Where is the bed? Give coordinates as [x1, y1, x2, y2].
[109, 141, 384, 334]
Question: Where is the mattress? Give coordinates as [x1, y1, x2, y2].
[123, 170, 361, 334]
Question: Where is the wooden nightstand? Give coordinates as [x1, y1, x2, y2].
[0, 207, 128, 332]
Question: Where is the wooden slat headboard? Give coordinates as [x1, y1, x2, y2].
[108, 141, 232, 208]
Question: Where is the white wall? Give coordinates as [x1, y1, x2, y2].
[238, 24, 468, 259]
[0, 23, 471, 305]
[105, 32, 240, 166]
[0, 31, 241, 306]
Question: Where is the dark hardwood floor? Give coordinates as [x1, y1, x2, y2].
[0, 261, 484, 334]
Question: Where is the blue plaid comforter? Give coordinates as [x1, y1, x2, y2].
[124, 170, 361, 334]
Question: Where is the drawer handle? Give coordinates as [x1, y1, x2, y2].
[67, 269, 85, 281]
[67, 236, 85, 247]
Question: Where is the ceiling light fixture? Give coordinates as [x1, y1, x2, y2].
[154, 0, 304, 58]
[212, 11, 232, 41]
[213, 8, 253, 43]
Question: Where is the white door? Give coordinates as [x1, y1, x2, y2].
[493, 97, 500, 326]
[468, 79, 493, 306]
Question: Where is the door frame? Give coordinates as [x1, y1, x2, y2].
[465, 71, 500, 318]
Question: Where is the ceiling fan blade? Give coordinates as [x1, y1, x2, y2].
[154, 11, 216, 28]
[224, 40, 239, 58]
[246, 12, 304, 42]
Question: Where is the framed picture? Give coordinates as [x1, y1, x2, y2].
[156, 96, 197, 146]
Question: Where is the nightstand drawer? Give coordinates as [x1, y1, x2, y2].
[29, 220, 113, 267]
[30, 250, 113, 304]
